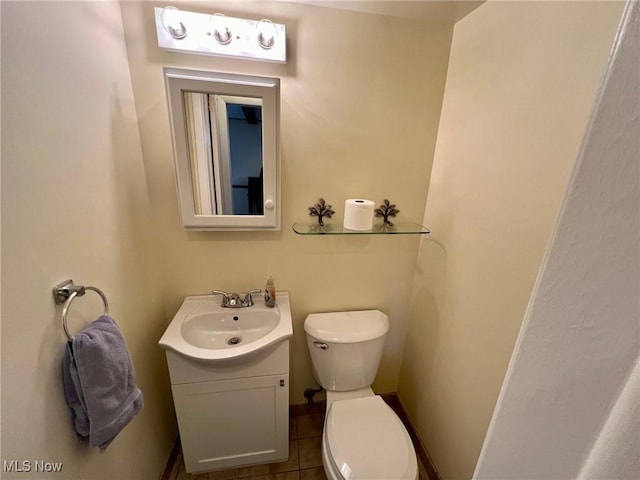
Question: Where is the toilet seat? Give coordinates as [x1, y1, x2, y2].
[325, 395, 417, 480]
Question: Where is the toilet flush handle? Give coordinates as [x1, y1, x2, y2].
[313, 341, 329, 350]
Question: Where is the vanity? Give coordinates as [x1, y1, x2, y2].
[159, 292, 292, 474]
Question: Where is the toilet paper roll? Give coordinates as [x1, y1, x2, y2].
[343, 199, 375, 231]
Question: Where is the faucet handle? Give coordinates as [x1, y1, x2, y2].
[211, 290, 230, 306]
[243, 289, 263, 307]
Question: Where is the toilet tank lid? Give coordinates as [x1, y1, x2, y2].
[304, 310, 389, 343]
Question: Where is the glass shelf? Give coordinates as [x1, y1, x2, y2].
[292, 222, 430, 235]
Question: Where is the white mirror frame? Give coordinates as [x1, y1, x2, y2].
[164, 68, 280, 230]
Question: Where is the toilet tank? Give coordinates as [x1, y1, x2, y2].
[304, 310, 389, 391]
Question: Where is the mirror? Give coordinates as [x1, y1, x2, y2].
[164, 68, 280, 230]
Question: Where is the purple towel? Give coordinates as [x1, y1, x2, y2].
[62, 316, 143, 451]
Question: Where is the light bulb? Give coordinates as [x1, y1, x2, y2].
[161, 6, 187, 39]
[209, 13, 232, 45]
[256, 19, 277, 50]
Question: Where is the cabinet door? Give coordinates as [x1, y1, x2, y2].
[172, 374, 289, 474]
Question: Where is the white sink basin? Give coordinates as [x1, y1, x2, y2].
[159, 292, 292, 361]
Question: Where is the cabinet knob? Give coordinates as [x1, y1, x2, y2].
[279, 379, 285, 387]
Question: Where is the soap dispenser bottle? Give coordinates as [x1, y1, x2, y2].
[264, 276, 276, 307]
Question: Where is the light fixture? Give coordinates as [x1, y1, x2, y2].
[256, 19, 278, 50]
[154, 7, 286, 63]
[209, 13, 232, 45]
[160, 6, 187, 40]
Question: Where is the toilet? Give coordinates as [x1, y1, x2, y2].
[305, 310, 418, 480]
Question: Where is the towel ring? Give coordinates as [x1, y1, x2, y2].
[53, 279, 109, 341]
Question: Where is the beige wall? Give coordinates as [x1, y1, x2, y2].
[119, 1, 454, 404]
[397, 2, 623, 479]
[1, 2, 175, 478]
[475, 4, 639, 476]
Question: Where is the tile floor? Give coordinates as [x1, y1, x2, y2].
[165, 400, 432, 480]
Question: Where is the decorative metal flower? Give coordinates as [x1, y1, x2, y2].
[374, 199, 400, 226]
[308, 198, 335, 227]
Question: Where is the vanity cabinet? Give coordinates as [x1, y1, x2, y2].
[166, 341, 290, 474]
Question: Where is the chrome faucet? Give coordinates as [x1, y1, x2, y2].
[212, 289, 262, 308]
[243, 289, 263, 307]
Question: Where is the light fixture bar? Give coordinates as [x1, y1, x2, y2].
[154, 7, 286, 63]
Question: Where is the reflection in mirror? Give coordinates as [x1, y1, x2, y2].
[184, 93, 263, 215]
[165, 68, 280, 230]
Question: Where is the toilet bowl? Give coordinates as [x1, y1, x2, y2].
[323, 392, 417, 480]
[304, 310, 418, 480]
